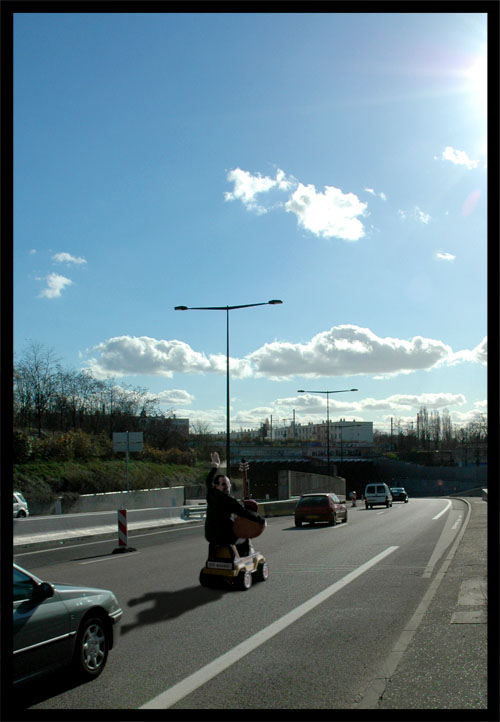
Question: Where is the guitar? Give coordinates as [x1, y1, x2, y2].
[233, 459, 264, 539]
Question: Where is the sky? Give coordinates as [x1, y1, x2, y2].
[13, 11, 489, 436]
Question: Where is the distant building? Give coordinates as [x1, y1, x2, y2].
[169, 416, 189, 437]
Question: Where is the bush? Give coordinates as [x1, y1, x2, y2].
[93, 431, 113, 459]
[13, 471, 58, 509]
[13, 431, 31, 463]
[71, 430, 93, 460]
[164, 448, 196, 466]
[137, 445, 196, 466]
[31, 433, 74, 461]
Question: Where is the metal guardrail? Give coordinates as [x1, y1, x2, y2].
[182, 506, 207, 520]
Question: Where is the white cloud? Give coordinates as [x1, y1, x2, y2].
[225, 167, 367, 241]
[449, 336, 487, 365]
[52, 252, 87, 265]
[435, 252, 455, 261]
[364, 188, 387, 201]
[285, 183, 367, 240]
[415, 206, 431, 224]
[84, 326, 486, 381]
[156, 389, 194, 405]
[399, 206, 431, 224]
[440, 146, 479, 170]
[85, 336, 252, 379]
[38, 273, 73, 298]
[150, 389, 485, 433]
[248, 325, 457, 379]
[224, 167, 292, 214]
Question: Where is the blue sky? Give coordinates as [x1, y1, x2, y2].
[13, 12, 488, 434]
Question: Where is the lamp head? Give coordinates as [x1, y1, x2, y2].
[174, 306, 188, 311]
[268, 299, 283, 305]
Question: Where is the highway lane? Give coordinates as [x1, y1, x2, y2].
[14, 497, 467, 710]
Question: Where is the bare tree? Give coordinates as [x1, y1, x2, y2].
[15, 341, 60, 436]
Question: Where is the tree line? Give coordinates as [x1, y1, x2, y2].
[14, 341, 188, 450]
[374, 406, 487, 457]
[14, 341, 487, 463]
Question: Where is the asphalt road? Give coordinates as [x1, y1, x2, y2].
[14, 497, 467, 710]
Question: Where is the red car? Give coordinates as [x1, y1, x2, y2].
[294, 493, 348, 527]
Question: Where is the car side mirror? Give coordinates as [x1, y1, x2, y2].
[33, 582, 54, 601]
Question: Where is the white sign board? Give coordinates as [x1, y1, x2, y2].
[113, 432, 144, 452]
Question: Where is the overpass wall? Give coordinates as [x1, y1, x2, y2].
[279, 470, 346, 499]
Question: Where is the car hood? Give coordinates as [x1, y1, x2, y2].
[52, 582, 122, 614]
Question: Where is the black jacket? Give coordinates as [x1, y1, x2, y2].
[204, 467, 265, 543]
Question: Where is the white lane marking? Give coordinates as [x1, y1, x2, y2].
[357, 499, 472, 708]
[451, 515, 463, 530]
[433, 499, 452, 520]
[140, 546, 399, 709]
[80, 552, 141, 565]
[13, 524, 205, 557]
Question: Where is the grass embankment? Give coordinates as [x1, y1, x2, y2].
[14, 459, 209, 509]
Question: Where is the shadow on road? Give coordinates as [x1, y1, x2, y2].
[14, 669, 85, 709]
[120, 584, 225, 635]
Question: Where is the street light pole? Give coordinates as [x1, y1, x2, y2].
[175, 300, 282, 476]
[297, 389, 358, 476]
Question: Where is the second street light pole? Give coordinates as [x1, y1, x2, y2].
[175, 300, 282, 477]
[297, 388, 358, 476]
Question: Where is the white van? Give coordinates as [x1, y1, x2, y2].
[364, 483, 392, 509]
[13, 492, 29, 518]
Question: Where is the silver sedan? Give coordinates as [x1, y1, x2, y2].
[13, 563, 122, 685]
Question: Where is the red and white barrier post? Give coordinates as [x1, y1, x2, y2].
[112, 508, 136, 553]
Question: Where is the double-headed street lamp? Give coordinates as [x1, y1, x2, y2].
[175, 300, 282, 475]
[297, 388, 358, 476]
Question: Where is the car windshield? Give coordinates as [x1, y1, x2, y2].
[297, 496, 328, 507]
[391, 488, 404, 492]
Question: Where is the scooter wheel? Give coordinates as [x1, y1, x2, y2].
[237, 569, 252, 590]
[256, 562, 269, 582]
[200, 570, 217, 588]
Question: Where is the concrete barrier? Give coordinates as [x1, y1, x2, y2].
[14, 495, 356, 547]
[261, 498, 298, 517]
[13, 506, 190, 547]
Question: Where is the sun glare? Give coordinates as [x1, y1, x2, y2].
[464, 54, 487, 115]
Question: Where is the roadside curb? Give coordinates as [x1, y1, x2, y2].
[366, 497, 489, 711]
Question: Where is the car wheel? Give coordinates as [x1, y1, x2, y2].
[256, 562, 269, 582]
[328, 514, 337, 526]
[237, 569, 252, 590]
[73, 615, 109, 680]
[405, 499, 408, 503]
[295, 519, 302, 527]
[343, 512, 348, 523]
[17, 510, 27, 518]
